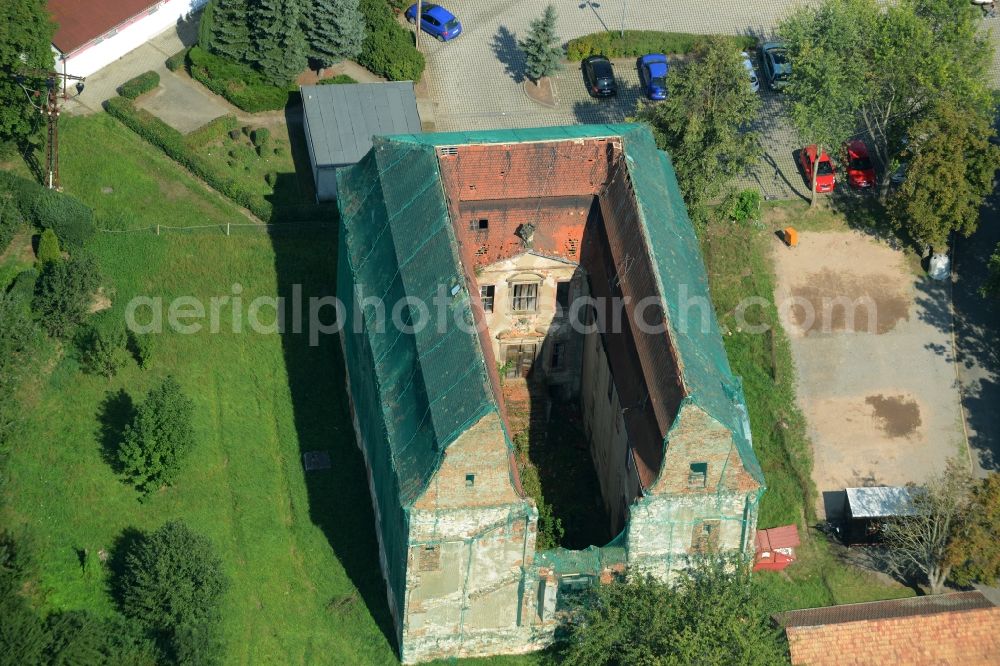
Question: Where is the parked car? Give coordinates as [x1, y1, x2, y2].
[741, 52, 760, 93]
[759, 42, 791, 91]
[405, 3, 462, 42]
[799, 145, 836, 192]
[582, 56, 617, 97]
[843, 140, 876, 189]
[638, 53, 668, 100]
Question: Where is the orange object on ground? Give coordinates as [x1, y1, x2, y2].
[784, 227, 798, 247]
[753, 524, 800, 572]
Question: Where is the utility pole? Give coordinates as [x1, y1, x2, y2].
[415, 0, 422, 49]
[14, 68, 85, 190]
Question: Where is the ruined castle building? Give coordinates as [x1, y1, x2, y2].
[335, 125, 766, 663]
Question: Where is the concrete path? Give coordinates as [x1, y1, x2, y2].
[137, 70, 231, 133]
[953, 191, 1000, 478]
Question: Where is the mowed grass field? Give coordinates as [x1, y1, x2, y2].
[2, 115, 400, 663]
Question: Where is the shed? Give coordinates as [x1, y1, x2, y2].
[753, 524, 800, 571]
[300, 82, 421, 201]
[842, 486, 918, 544]
[49, 0, 208, 78]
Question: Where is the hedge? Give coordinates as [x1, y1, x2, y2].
[187, 46, 292, 113]
[358, 0, 425, 81]
[184, 114, 240, 148]
[105, 96, 273, 220]
[565, 30, 757, 61]
[118, 71, 161, 99]
[166, 48, 189, 72]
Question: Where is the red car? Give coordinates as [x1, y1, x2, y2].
[799, 145, 836, 193]
[844, 140, 876, 189]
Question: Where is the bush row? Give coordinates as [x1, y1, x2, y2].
[184, 114, 240, 148]
[0, 171, 94, 250]
[565, 30, 757, 61]
[165, 47, 189, 72]
[105, 96, 274, 220]
[187, 46, 292, 112]
[117, 71, 161, 99]
[358, 0, 425, 82]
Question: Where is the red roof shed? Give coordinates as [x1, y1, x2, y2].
[754, 524, 800, 571]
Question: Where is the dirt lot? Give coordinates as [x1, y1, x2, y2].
[772, 230, 966, 518]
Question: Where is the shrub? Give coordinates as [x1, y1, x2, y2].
[316, 74, 357, 85]
[185, 114, 239, 148]
[0, 171, 45, 248]
[105, 97, 273, 220]
[250, 127, 270, 147]
[32, 254, 101, 338]
[35, 228, 60, 265]
[32, 189, 95, 249]
[117, 71, 160, 99]
[165, 47, 190, 72]
[126, 329, 152, 369]
[119, 521, 227, 662]
[723, 189, 763, 225]
[264, 171, 277, 187]
[187, 46, 291, 112]
[565, 30, 757, 61]
[118, 376, 196, 494]
[358, 0, 425, 81]
[77, 319, 130, 378]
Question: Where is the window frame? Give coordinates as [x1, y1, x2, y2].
[510, 282, 539, 313]
[480, 284, 495, 313]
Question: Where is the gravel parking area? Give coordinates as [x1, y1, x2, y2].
[771, 230, 966, 518]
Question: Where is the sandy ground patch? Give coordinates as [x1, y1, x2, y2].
[772, 230, 966, 519]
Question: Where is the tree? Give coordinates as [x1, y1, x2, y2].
[118, 376, 197, 495]
[0, 285, 39, 445]
[36, 228, 60, 266]
[0, 0, 56, 148]
[983, 244, 1000, 298]
[119, 522, 227, 663]
[304, 0, 365, 69]
[32, 254, 101, 338]
[78, 320, 130, 378]
[781, 0, 866, 206]
[888, 98, 1000, 249]
[519, 5, 562, 82]
[780, 0, 992, 202]
[881, 458, 975, 594]
[251, 0, 309, 85]
[206, 0, 250, 63]
[560, 557, 787, 665]
[637, 37, 761, 224]
[948, 473, 1000, 587]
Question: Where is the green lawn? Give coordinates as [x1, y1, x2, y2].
[2, 115, 397, 663]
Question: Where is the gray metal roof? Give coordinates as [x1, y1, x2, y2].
[845, 486, 919, 518]
[301, 82, 421, 167]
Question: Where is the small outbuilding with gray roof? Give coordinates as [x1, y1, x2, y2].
[300, 82, 421, 200]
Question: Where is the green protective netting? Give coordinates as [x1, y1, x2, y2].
[335, 123, 766, 633]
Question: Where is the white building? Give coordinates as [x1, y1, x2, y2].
[49, 0, 207, 78]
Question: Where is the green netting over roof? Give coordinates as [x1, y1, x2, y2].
[334, 123, 765, 624]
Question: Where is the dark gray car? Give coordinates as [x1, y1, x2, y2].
[582, 56, 617, 97]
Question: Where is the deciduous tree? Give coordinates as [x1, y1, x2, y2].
[32, 254, 101, 338]
[304, 0, 365, 69]
[983, 244, 1000, 298]
[881, 458, 975, 594]
[0, 0, 56, 148]
[519, 5, 562, 82]
[948, 473, 1000, 587]
[637, 37, 761, 224]
[118, 376, 196, 495]
[560, 556, 787, 665]
[887, 98, 1000, 249]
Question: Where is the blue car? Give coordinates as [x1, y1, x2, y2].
[638, 53, 668, 100]
[405, 4, 462, 42]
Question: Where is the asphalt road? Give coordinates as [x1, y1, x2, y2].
[953, 195, 1000, 478]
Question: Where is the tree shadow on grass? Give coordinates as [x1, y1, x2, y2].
[96, 388, 135, 472]
[264, 169, 396, 653]
[105, 526, 145, 609]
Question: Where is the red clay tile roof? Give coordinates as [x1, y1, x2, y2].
[778, 592, 1000, 666]
[756, 525, 800, 552]
[50, 0, 158, 55]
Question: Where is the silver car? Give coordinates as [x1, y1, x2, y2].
[741, 52, 760, 93]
